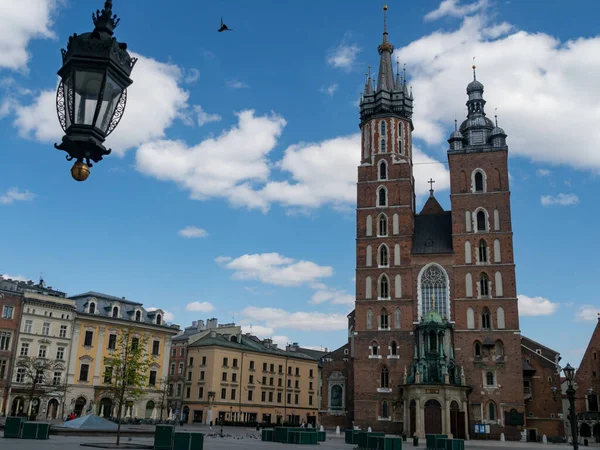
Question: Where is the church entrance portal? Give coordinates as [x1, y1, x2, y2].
[424, 399, 442, 435]
[450, 401, 466, 439]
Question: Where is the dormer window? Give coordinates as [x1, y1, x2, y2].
[89, 302, 96, 314]
[156, 314, 162, 325]
[112, 306, 119, 318]
[135, 311, 141, 322]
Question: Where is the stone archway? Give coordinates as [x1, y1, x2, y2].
[450, 400, 465, 439]
[11, 397, 25, 416]
[99, 398, 113, 418]
[145, 401, 155, 419]
[74, 397, 86, 417]
[424, 399, 442, 435]
[47, 399, 60, 420]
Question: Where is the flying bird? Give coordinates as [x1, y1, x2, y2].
[218, 17, 232, 32]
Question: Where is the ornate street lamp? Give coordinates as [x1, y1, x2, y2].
[563, 363, 579, 450]
[55, 0, 137, 181]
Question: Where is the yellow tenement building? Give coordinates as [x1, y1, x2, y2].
[66, 292, 179, 419]
[183, 331, 320, 426]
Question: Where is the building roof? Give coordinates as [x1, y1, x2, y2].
[70, 291, 143, 306]
[189, 333, 317, 362]
[420, 195, 445, 215]
[412, 211, 453, 254]
[521, 335, 560, 357]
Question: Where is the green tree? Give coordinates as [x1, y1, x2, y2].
[102, 327, 154, 445]
[154, 376, 173, 420]
[14, 356, 68, 420]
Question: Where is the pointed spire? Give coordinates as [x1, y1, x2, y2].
[92, 0, 120, 36]
[472, 56, 477, 80]
[454, 119, 458, 131]
[377, 5, 394, 92]
[395, 60, 402, 90]
[495, 108, 498, 126]
[364, 66, 373, 95]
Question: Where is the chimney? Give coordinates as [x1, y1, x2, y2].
[263, 338, 272, 348]
[197, 320, 205, 330]
[206, 318, 218, 330]
[191, 321, 198, 328]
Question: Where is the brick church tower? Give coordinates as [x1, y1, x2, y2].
[347, 6, 525, 440]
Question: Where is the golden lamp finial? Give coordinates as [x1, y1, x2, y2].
[383, 5, 388, 11]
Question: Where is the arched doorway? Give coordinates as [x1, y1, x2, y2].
[145, 401, 155, 419]
[581, 423, 591, 438]
[450, 401, 465, 439]
[100, 398, 113, 418]
[409, 400, 416, 437]
[47, 399, 60, 420]
[424, 399, 442, 435]
[11, 397, 25, 416]
[74, 397, 86, 417]
[182, 406, 190, 424]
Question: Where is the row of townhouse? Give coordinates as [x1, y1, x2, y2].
[0, 276, 179, 420]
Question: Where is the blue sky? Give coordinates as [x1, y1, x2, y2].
[1, 0, 599, 366]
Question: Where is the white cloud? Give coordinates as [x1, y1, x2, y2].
[518, 294, 559, 317]
[311, 287, 354, 305]
[185, 301, 215, 313]
[0, 187, 35, 205]
[575, 304, 599, 322]
[241, 306, 348, 332]
[177, 226, 208, 238]
[540, 193, 580, 207]
[395, 11, 600, 172]
[241, 324, 275, 336]
[536, 169, 551, 177]
[217, 253, 333, 287]
[136, 110, 286, 212]
[183, 68, 200, 84]
[0, 273, 28, 282]
[327, 35, 361, 71]
[424, 0, 489, 21]
[321, 84, 338, 96]
[147, 307, 174, 322]
[214, 256, 232, 264]
[0, 0, 57, 71]
[195, 105, 221, 126]
[13, 53, 190, 156]
[227, 79, 248, 89]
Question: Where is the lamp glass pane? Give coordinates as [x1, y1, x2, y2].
[96, 75, 123, 133]
[74, 70, 104, 126]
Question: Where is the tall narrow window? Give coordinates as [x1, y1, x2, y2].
[379, 160, 387, 180]
[156, 314, 162, 325]
[474, 341, 482, 359]
[365, 276, 372, 299]
[465, 241, 472, 264]
[496, 306, 506, 329]
[479, 239, 488, 263]
[135, 311, 141, 321]
[379, 245, 389, 267]
[380, 139, 386, 153]
[480, 273, 490, 297]
[379, 275, 389, 299]
[371, 341, 379, 355]
[381, 120, 386, 135]
[380, 310, 389, 329]
[367, 309, 373, 329]
[366, 215, 373, 236]
[378, 187, 387, 207]
[89, 302, 96, 314]
[398, 125, 404, 155]
[394, 308, 401, 329]
[466, 307, 475, 329]
[482, 307, 491, 329]
[488, 403, 497, 420]
[391, 341, 397, 355]
[495, 272, 503, 297]
[393, 214, 399, 234]
[486, 373, 495, 387]
[366, 245, 372, 267]
[494, 239, 501, 262]
[380, 367, 389, 388]
[379, 214, 388, 236]
[394, 244, 400, 265]
[112, 306, 119, 318]
[475, 171, 484, 192]
[465, 273, 473, 297]
[466, 210, 472, 232]
[477, 211, 487, 231]
[382, 401, 389, 418]
[394, 275, 402, 298]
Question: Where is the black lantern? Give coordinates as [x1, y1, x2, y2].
[55, 0, 137, 181]
[564, 363, 575, 384]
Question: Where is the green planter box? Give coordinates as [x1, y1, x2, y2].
[435, 438, 450, 450]
[274, 427, 291, 443]
[383, 437, 402, 450]
[357, 432, 385, 449]
[22, 422, 49, 440]
[262, 429, 274, 441]
[345, 429, 354, 444]
[154, 424, 174, 450]
[367, 435, 385, 449]
[317, 430, 326, 442]
[446, 439, 464, 450]
[425, 434, 448, 450]
[296, 431, 317, 445]
[3, 417, 25, 438]
[173, 432, 204, 450]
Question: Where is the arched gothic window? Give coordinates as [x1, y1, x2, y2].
[382, 400, 389, 418]
[89, 302, 96, 314]
[480, 274, 490, 297]
[398, 125, 404, 155]
[112, 306, 119, 318]
[380, 309, 389, 329]
[475, 171, 485, 192]
[378, 187, 387, 207]
[419, 264, 448, 319]
[381, 121, 386, 135]
[135, 311, 141, 322]
[380, 366, 389, 388]
[477, 210, 487, 231]
[495, 340, 504, 359]
[380, 139, 386, 153]
[371, 341, 379, 355]
[479, 239, 488, 263]
[391, 341, 397, 355]
[379, 214, 388, 236]
[379, 275, 389, 299]
[482, 307, 491, 329]
[367, 309, 374, 329]
[488, 401, 497, 420]
[379, 160, 387, 180]
[379, 245, 389, 267]
[474, 341, 482, 359]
